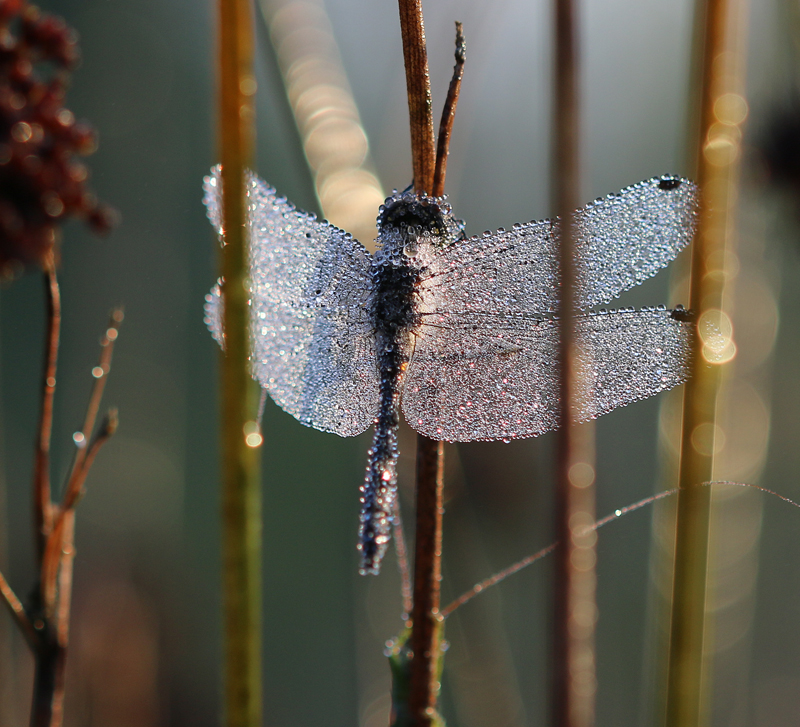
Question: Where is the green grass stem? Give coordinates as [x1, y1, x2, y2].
[217, 2, 262, 726]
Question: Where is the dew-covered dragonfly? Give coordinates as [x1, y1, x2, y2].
[204, 166, 698, 574]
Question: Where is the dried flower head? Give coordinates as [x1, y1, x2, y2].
[0, 0, 115, 275]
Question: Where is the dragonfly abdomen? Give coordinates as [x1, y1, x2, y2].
[358, 255, 419, 574]
[358, 367, 402, 575]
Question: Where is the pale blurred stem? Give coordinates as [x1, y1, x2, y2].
[552, 0, 597, 727]
[34, 258, 60, 558]
[218, 1, 262, 727]
[397, 0, 444, 724]
[665, 0, 741, 724]
[392, 498, 414, 619]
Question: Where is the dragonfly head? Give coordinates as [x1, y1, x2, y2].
[377, 191, 464, 254]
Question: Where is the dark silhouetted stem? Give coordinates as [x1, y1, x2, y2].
[552, 1, 597, 727]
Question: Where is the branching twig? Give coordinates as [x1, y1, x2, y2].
[433, 22, 465, 198]
[25, 268, 122, 727]
[41, 312, 122, 619]
[62, 311, 123, 508]
[40, 409, 118, 619]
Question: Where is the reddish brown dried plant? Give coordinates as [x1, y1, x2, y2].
[0, 0, 114, 275]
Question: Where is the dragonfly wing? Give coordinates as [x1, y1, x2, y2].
[204, 166, 379, 437]
[402, 307, 692, 442]
[420, 176, 697, 313]
[576, 177, 698, 307]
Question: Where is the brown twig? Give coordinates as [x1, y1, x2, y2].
[40, 409, 118, 619]
[408, 437, 444, 725]
[62, 312, 123, 508]
[432, 22, 465, 198]
[33, 256, 60, 557]
[552, 0, 597, 726]
[397, 0, 436, 194]
[0, 569, 38, 647]
[41, 312, 122, 618]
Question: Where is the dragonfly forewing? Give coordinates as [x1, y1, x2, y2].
[204, 166, 380, 437]
[417, 176, 698, 317]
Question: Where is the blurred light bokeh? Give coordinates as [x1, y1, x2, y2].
[0, 0, 797, 725]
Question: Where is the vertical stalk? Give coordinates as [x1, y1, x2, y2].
[396, 1, 443, 724]
[33, 260, 60, 557]
[664, 0, 746, 724]
[397, 0, 436, 195]
[217, 1, 262, 726]
[552, 0, 597, 726]
[408, 438, 444, 725]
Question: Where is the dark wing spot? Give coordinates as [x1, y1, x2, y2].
[658, 178, 682, 191]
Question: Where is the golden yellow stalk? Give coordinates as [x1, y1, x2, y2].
[665, 0, 749, 724]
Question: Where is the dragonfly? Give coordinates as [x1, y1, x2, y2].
[204, 166, 698, 575]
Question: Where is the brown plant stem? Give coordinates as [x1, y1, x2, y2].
[432, 22, 465, 198]
[397, 0, 436, 194]
[664, 0, 746, 723]
[33, 258, 60, 557]
[552, 0, 597, 726]
[408, 437, 444, 725]
[397, 1, 447, 724]
[217, 1, 262, 726]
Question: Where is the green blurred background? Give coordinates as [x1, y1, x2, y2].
[0, 0, 799, 725]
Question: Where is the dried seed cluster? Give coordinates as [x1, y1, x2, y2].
[0, 0, 114, 273]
